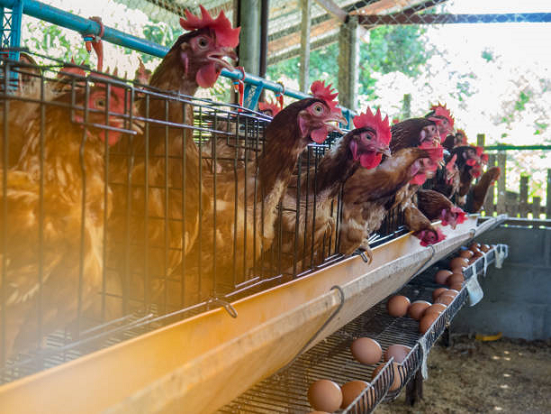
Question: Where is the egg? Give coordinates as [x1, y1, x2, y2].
[447, 273, 465, 286]
[450, 257, 468, 270]
[384, 344, 412, 363]
[340, 380, 370, 409]
[350, 337, 382, 365]
[469, 242, 481, 250]
[459, 249, 474, 259]
[449, 283, 464, 291]
[435, 269, 453, 285]
[470, 246, 481, 255]
[308, 379, 343, 413]
[443, 289, 459, 298]
[387, 295, 410, 317]
[372, 362, 401, 391]
[432, 287, 448, 301]
[407, 301, 431, 321]
[424, 303, 447, 316]
[419, 312, 439, 334]
[435, 295, 454, 305]
[480, 244, 490, 252]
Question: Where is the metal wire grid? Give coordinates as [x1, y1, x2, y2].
[0, 52, 411, 382]
[220, 244, 510, 414]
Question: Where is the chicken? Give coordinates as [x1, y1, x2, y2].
[404, 203, 446, 247]
[431, 145, 485, 205]
[442, 129, 468, 151]
[181, 82, 345, 304]
[431, 152, 459, 199]
[0, 79, 138, 359]
[463, 166, 500, 213]
[107, 6, 240, 312]
[339, 144, 443, 261]
[134, 57, 152, 85]
[258, 100, 282, 117]
[389, 117, 440, 153]
[0, 57, 87, 169]
[277, 107, 391, 275]
[426, 103, 455, 142]
[416, 189, 467, 229]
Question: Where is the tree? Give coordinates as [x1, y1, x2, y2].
[267, 25, 433, 101]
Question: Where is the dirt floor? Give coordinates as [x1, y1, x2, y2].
[376, 335, 551, 414]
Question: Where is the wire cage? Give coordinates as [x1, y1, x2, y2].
[0, 51, 411, 382]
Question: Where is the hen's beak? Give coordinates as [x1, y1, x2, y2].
[324, 112, 346, 135]
[208, 48, 237, 72]
[378, 145, 391, 158]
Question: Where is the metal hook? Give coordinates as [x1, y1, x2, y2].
[208, 297, 238, 318]
[359, 251, 370, 263]
[274, 285, 345, 376]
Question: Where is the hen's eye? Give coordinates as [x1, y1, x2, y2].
[197, 36, 209, 49]
[95, 98, 106, 108]
[312, 103, 324, 114]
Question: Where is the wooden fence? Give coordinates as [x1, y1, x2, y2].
[477, 135, 551, 219]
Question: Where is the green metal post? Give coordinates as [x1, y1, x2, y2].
[338, 15, 358, 111]
[299, 0, 311, 92]
[239, 0, 261, 76]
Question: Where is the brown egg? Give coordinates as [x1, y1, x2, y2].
[436, 295, 454, 305]
[424, 303, 447, 316]
[308, 379, 343, 413]
[449, 283, 464, 291]
[435, 269, 453, 285]
[432, 288, 448, 301]
[470, 246, 481, 255]
[450, 257, 468, 270]
[459, 249, 474, 259]
[469, 242, 481, 250]
[407, 301, 432, 321]
[340, 380, 370, 409]
[419, 312, 439, 334]
[350, 337, 382, 365]
[372, 362, 401, 392]
[384, 344, 412, 363]
[387, 295, 410, 317]
[480, 244, 490, 252]
[441, 289, 459, 298]
[447, 273, 465, 286]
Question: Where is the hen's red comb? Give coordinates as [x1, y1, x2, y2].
[353, 107, 391, 145]
[430, 103, 455, 130]
[180, 5, 240, 48]
[310, 80, 339, 111]
[475, 145, 484, 157]
[417, 227, 446, 247]
[420, 141, 444, 163]
[58, 58, 86, 78]
[451, 206, 467, 224]
[258, 99, 281, 116]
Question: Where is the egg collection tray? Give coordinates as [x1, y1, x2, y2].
[220, 244, 508, 414]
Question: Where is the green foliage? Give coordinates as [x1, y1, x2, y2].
[268, 25, 432, 100]
[481, 48, 494, 62]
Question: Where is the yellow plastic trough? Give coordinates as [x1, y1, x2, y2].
[0, 214, 506, 413]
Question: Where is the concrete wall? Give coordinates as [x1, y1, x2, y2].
[453, 223, 551, 340]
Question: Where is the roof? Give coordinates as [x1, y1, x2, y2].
[141, 0, 434, 63]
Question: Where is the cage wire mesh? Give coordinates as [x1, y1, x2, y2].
[0, 0, 549, 391]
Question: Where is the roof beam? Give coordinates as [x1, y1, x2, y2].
[358, 12, 551, 25]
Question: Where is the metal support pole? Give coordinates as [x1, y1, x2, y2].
[299, 0, 311, 93]
[402, 94, 411, 119]
[239, 0, 261, 76]
[337, 15, 358, 111]
[496, 152, 507, 215]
